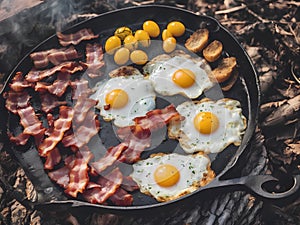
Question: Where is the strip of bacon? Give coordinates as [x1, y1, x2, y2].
[25, 61, 86, 82]
[80, 43, 105, 78]
[75, 146, 94, 164]
[39, 106, 74, 157]
[44, 147, 61, 170]
[4, 90, 31, 114]
[64, 158, 89, 198]
[30, 46, 80, 69]
[48, 46, 80, 65]
[73, 95, 97, 124]
[18, 105, 45, 136]
[134, 104, 181, 130]
[48, 166, 70, 189]
[117, 105, 181, 163]
[118, 135, 151, 164]
[9, 72, 33, 92]
[121, 176, 139, 192]
[35, 72, 71, 97]
[62, 110, 100, 149]
[40, 93, 67, 113]
[71, 79, 93, 99]
[91, 143, 128, 175]
[57, 28, 99, 47]
[82, 167, 122, 204]
[109, 188, 133, 206]
[8, 132, 30, 145]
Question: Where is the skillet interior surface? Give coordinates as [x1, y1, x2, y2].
[2, 5, 259, 209]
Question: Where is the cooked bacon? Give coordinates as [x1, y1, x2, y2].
[57, 28, 99, 47]
[76, 146, 94, 164]
[40, 93, 67, 113]
[8, 132, 30, 145]
[65, 158, 89, 198]
[118, 136, 151, 164]
[62, 110, 100, 148]
[35, 72, 71, 97]
[25, 61, 86, 82]
[18, 105, 45, 137]
[91, 143, 128, 175]
[73, 95, 97, 124]
[117, 105, 181, 163]
[44, 147, 61, 170]
[4, 90, 31, 114]
[134, 104, 181, 130]
[48, 166, 70, 189]
[48, 46, 80, 65]
[39, 106, 74, 157]
[121, 176, 139, 192]
[109, 188, 133, 206]
[80, 43, 105, 78]
[9, 72, 33, 92]
[71, 79, 93, 99]
[82, 167, 122, 204]
[30, 46, 80, 69]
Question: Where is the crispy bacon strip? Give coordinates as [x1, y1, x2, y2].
[44, 147, 61, 170]
[39, 106, 74, 157]
[109, 188, 133, 206]
[82, 167, 122, 204]
[133, 104, 181, 130]
[48, 166, 70, 189]
[75, 146, 94, 164]
[118, 135, 151, 164]
[62, 110, 100, 148]
[116, 105, 181, 163]
[57, 28, 99, 47]
[35, 72, 71, 97]
[9, 72, 33, 92]
[71, 79, 93, 99]
[30, 46, 80, 69]
[91, 143, 128, 175]
[80, 43, 105, 78]
[65, 158, 89, 198]
[121, 176, 139, 192]
[18, 105, 45, 136]
[40, 93, 67, 113]
[25, 61, 86, 82]
[73, 95, 97, 124]
[4, 90, 31, 114]
[8, 132, 30, 145]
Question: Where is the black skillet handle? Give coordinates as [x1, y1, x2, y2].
[206, 174, 300, 200]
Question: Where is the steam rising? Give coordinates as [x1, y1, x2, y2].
[0, 0, 91, 76]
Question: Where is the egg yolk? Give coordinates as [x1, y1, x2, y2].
[105, 89, 128, 109]
[172, 69, 196, 88]
[194, 112, 219, 134]
[154, 164, 180, 187]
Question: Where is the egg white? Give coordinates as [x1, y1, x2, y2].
[144, 55, 215, 99]
[90, 73, 156, 127]
[130, 152, 214, 202]
[168, 98, 247, 154]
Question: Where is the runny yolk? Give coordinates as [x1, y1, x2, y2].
[172, 69, 195, 88]
[194, 112, 219, 134]
[105, 89, 128, 109]
[154, 164, 180, 187]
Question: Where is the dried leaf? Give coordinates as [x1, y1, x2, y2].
[262, 94, 300, 127]
[284, 140, 300, 155]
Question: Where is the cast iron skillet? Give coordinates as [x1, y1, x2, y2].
[1, 5, 299, 213]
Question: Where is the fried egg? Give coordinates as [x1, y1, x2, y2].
[143, 51, 215, 99]
[130, 152, 215, 202]
[168, 98, 247, 154]
[90, 69, 155, 127]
